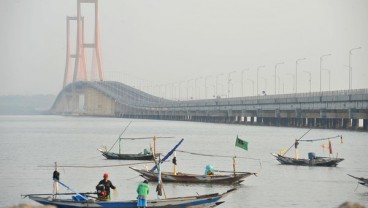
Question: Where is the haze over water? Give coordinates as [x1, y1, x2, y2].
[0, 116, 367, 207]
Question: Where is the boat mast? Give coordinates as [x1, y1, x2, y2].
[328, 139, 332, 158]
[153, 136, 157, 159]
[232, 156, 237, 175]
[295, 139, 299, 160]
[173, 151, 177, 175]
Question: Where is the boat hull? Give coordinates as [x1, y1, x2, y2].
[130, 167, 255, 184]
[272, 153, 344, 167]
[28, 189, 236, 208]
[348, 174, 368, 188]
[99, 149, 155, 160]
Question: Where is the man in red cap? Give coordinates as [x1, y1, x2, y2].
[96, 173, 116, 200]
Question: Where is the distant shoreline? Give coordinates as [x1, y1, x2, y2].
[0, 94, 55, 115]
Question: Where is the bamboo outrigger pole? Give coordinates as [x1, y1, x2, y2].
[173, 151, 177, 176]
[232, 156, 236, 175]
[295, 139, 299, 160]
[52, 162, 59, 199]
[153, 136, 157, 160]
[328, 139, 333, 158]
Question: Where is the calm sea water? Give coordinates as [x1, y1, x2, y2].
[0, 115, 367, 207]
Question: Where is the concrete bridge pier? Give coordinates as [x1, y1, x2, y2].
[250, 117, 255, 125]
[307, 118, 314, 127]
[334, 118, 341, 129]
[342, 118, 351, 129]
[364, 119, 368, 131]
[352, 119, 359, 130]
[280, 118, 288, 126]
[302, 118, 307, 127]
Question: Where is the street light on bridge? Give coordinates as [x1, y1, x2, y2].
[303, 71, 312, 93]
[204, 75, 212, 99]
[257, 66, 265, 96]
[227, 71, 236, 98]
[349, 47, 362, 90]
[186, 79, 194, 100]
[320, 54, 331, 92]
[241, 68, 250, 97]
[246, 79, 255, 96]
[295, 58, 306, 93]
[286, 73, 296, 93]
[178, 81, 185, 101]
[195, 77, 202, 99]
[216, 73, 224, 98]
[261, 77, 268, 95]
[274, 62, 284, 95]
[322, 68, 331, 91]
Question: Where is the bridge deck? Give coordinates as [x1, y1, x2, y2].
[51, 81, 368, 130]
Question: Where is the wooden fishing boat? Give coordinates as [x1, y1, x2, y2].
[130, 167, 256, 184]
[99, 124, 166, 160]
[272, 132, 344, 167]
[25, 188, 236, 208]
[271, 153, 344, 167]
[348, 174, 368, 188]
[98, 149, 155, 160]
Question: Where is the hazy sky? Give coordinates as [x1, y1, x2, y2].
[0, 0, 367, 98]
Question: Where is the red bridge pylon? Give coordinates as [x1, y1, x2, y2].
[63, 0, 104, 87]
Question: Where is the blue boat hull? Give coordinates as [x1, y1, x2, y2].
[27, 189, 236, 208]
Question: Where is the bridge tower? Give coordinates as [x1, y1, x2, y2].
[63, 0, 104, 87]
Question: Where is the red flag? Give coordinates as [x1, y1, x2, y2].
[320, 144, 329, 150]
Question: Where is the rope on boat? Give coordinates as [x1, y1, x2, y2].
[282, 128, 312, 156]
[120, 136, 175, 140]
[107, 121, 133, 153]
[176, 150, 261, 161]
[299, 135, 342, 142]
[38, 161, 157, 169]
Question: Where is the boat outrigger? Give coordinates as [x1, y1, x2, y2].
[272, 130, 344, 167]
[348, 174, 368, 188]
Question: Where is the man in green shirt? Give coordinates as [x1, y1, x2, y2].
[136, 180, 149, 208]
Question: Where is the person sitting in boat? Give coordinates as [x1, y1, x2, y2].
[96, 173, 116, 200]
[204, 165, 215, 176]
[136, 180, 150, 208]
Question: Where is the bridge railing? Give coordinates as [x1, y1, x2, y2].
[142, 88, 368, 109]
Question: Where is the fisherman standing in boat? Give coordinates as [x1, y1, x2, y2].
[96, 173, 116, 200]
[136, 180, 150, 208]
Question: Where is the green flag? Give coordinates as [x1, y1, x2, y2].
[235, 136, 248, 151]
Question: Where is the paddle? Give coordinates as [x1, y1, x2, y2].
[56, 180, 89, 201]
